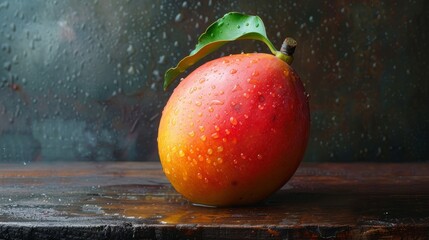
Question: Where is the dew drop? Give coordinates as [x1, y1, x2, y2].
[208, 106, 214, 112]
[283, 70, 290, 77]
[225, 129, 231, 135]
[198, 155, 204, 161]
[211, 132, 219, 139]
[199, 78, 206, 84]
[189, 87, 197, 94]
[166, 153, 171, 163]
[195, 101, 202, 107]
[207, 148, 213, 155]
[175, 13, 184, 22]
[230, 117, 238, 125]
[179, 149, 185, 157]
[217, 158, 223, 164]
[204, 177, 209, 183]
[197, 172, 203, 179]
[258, 104, 265, 110]
[217, 146, 224, 152]
[188, 131, 195, 137]
[164, 168, 171, 175]
[214, 125, 220, 131]
[199, 125, 205, 132]
[247, 78, 258, 84]
[257, 154, 263, 160]
[210, 99, 224, 105]
[252, 71, 259, 77]
[232, 84, 242, 92]
[230, 69, 237, 74]
[200, 135, 207, 141]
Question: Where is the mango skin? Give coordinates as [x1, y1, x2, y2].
[158, 53, 310, 206]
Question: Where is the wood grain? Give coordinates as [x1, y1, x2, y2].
[1, 162, 428, 239]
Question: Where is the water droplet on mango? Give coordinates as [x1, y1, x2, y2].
[179, 149, 185, 157]
[230, 117, 238, 125]
[189, 87, 198, 94]
[232, 84, 242, 92]
[207, 148, 213, 155]
[283, 70, 290, 77]
[210, 100, 224, 105]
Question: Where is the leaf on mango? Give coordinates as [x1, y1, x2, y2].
[163, 12, 285, 90]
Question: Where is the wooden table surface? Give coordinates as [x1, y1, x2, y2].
[0, 162, 428, 240]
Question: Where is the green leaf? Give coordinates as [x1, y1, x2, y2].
[163, 12, 289, 90]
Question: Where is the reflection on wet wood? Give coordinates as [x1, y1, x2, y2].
[0, 162, 428, 239]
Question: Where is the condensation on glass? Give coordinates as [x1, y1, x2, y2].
[0, 1, 427, 163]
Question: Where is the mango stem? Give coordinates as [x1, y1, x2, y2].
[276, 37, 297, 65]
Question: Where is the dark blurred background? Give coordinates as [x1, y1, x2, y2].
[0, 0, 427, 163]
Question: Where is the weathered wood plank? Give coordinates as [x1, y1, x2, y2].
[1, 162, 428, 239]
